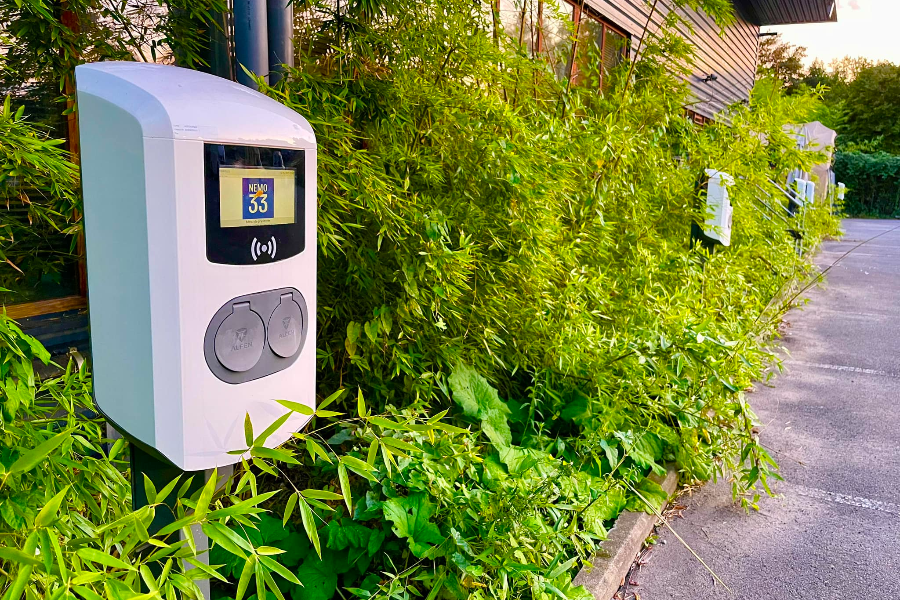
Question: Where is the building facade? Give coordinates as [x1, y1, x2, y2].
[498, 0, 837, 120]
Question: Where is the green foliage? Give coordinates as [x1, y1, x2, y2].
[834, 151, 900, 217]
[382, 494, 444, 558]
[757, 34, 807, 89]
[229, 0, 837, 596]
[0, 0, 226, 300]
[837, 63, 900, 154]
[0, 96, 80, 299]
[0, 0, 843, 598]
[448, 364, 512, 447]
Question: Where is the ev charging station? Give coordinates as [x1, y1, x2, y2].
[692, 169, 734, 249]
[76, 62, 317, 475]
[837, 182, 846, 201]
[805, 180, 817, 205]
[794, 179, 809, 205]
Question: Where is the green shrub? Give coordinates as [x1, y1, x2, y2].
[834, 150, 900, 217]
[0, 97, 81, 303]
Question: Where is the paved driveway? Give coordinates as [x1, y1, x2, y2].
[633, 219, 900, 600]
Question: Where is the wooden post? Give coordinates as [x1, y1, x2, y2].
[60, 5, 87, 298]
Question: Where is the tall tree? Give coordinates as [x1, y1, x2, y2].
[757, 33, 807, 89]
[841, 62, 900, 153]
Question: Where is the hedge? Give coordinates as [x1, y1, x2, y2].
[834, 151, 900, 217]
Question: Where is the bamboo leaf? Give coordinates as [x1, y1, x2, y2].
[9, 432, 69, 474]
[244, 413, 254, 447]
[283, 491, 298, 526]
[275, 399, 314, 415]
[76, 548, 134, 571]
[297, 495, 322, 559]
[35, 485, 69, 527]
[338, 462, 352, 513]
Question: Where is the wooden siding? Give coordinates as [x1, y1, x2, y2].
[583, 0, 760, 118]
[583, 0, 760, 119]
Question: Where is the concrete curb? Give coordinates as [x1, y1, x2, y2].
[573, 466, 679, 599]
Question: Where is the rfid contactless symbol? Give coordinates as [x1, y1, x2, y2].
[250, 236, 277, 261]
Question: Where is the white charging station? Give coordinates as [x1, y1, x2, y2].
[701, 169, 734, 247]
[837, 182, 846, 201]
[76, 62, 316, 471]
[794, 179, 808, 205]
[805, 180, 817, 205]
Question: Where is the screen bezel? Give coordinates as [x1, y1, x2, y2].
[204, 144, 305, 265]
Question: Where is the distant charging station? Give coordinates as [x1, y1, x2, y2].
[76, 62, 316, 473]
[692, 169, 734, 249]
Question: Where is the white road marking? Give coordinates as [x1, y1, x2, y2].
[786, 484, 900, 517]
[792, 361, 900, 379]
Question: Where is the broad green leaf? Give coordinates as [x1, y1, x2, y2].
[582, 488, 627, 538]
[367, 416, 411, 431]
[143, 474, 158, 505]
[295, 554, 337, 600]
[155, 475, 182, 505]
[263, 569, 287, 600]
[625, 477, 670, 514]
[314, 409, 343, 418]
[251, 445, 300, 464]
[73, 585, 105, 600]
[448, 364, 512, 447]
[156, 514, 198, 538]
[340, 455, 374, 472]
[366, 438, 380, 465]
[382, 493, 444, 558]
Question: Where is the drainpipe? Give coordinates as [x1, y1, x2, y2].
[267, 0, 294, 85]
[205, 10, 235, 81]
[233, 0, 269, 88]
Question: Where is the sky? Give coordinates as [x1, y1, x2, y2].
[766, 0, 900, 66]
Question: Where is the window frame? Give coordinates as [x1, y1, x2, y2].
[535, 0, 630, 87]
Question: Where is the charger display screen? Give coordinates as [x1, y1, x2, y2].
[204, 143, 305, 265]
[219, 167, 295, 228]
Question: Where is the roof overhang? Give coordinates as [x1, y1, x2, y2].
[739, 0, 837, 26]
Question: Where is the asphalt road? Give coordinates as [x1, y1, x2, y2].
[632, 219, 900, 600]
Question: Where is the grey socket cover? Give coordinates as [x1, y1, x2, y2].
[268, 294, 304, 358]
[214, 302, 265, 372]
[204, 287, 309, 384]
